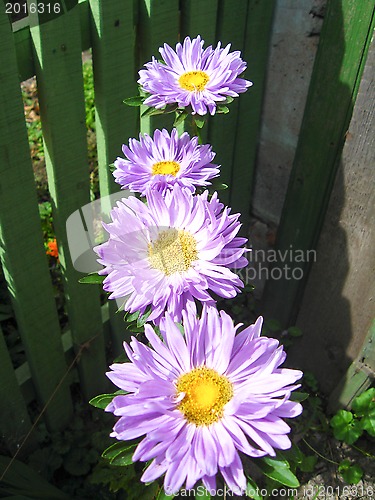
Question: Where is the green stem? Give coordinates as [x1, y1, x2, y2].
[352, 443, 375, 460]
[302, 438, 339, 465]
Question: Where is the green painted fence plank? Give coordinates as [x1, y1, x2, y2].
[180, 0, 218, 46]
[0, 326, 35, 455]
[12, 25, 35, 82]
[261, 0, 375, 326]
[138, 0, 180, 135]
[89, 0, 138, 198]
[89, 0, 138, 353]
[206, 0, 247, 206]
[79, 0, 91, 51]
[0, 10, 73, 430]
[229, 0, 276, 224]
[329, 320, 375, 411]
[29, 5, 107, 399]
[13, 0, 90, 82]
[180, 0, 219, 145]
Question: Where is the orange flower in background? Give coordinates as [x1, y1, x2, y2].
[46, 238, 58, 258]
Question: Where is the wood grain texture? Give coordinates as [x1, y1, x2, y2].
[180, 0, 219, 145]
[139, 0, 180, 134]
[0, 9, 73, 430]
[90, 0, 138, 198]
[289, 32, 375, 397]
[89, 0, 138, 352]
[223, 0, 275, 217]
[0, 326, 35, 454]
[261, 0, 375, 326]
[207, 0, 248, 206]
[30, 4, 107, 399]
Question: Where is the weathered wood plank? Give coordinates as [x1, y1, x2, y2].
[180, 0, 218, 145]
[12, 25, 35, 81]
[89, 0, 138, 353]
[207, 0, 247, 206]
[13, 0, 91, 82]
[261, 0, 375, 326]
[0, 9, 73, 430]
[0, 326, 34, 455]
[328, 321, 375, 410]
[289, 33, 375, 398]
[29, 4, 108, 398]
[229, 0, 276, 223]
[89, 0, 138, 198]
[138, 0, 180, 135]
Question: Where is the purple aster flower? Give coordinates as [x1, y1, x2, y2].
[138, 35, 252, 116]
[94, 186, 248, 324]
[106, 308, 303, 495]
[113, 128, 219, 196]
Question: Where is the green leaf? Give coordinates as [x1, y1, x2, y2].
[352, 387, 375, 416]
[102, 441, 138, 466]
[288, 326, 303, 337]
[290, 391, 309, 402]
[330, 410, 363, 444]
[141, 106, 166, 117]
[209, 179, 229, 191]
[137, 308, 152, 327]
[89, 390, 127, 409]
[246, 477, 263, 499]
[194, 117, 206, 129]
[78, 273, 105, 285]
[299, 455, 318, 473]
[360, 406, 375, 436]
[216, 105, 229, 114]
[123, 96, 145, 106]
[222, 96, 234, 105]
[259, 456, 300, 488]
[338, 459, 363, 484]
[124, 310, 140, 323]
[156, 489, 175, 500]
[162, 103, 179, 114]
[281, 443, 304, 465]
[173, 110, 188, 127]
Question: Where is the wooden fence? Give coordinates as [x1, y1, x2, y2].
[0, 0, 374, 456]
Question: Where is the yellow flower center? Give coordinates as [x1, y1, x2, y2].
[176, 367, 233, 426]
[152, 160, 180, 176]
[178, 71, 210, 92]
[148, 228, 197, 276]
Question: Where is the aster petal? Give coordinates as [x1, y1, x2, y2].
[95, 185, 248, 324]
[138, 35, 251, 115]
[133, 436, 171, 462]
[113, 128, 219, 196]
[105, 312, 303, 494]
[192, 426, 218, 477]
[211, 422, 236, 467]
[202, 474, 217, 493]
[166, 423, 195, 462]
[141, 456, 169, 484]
[219, 451, 247, 495]
[164, 451, 190, 494]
